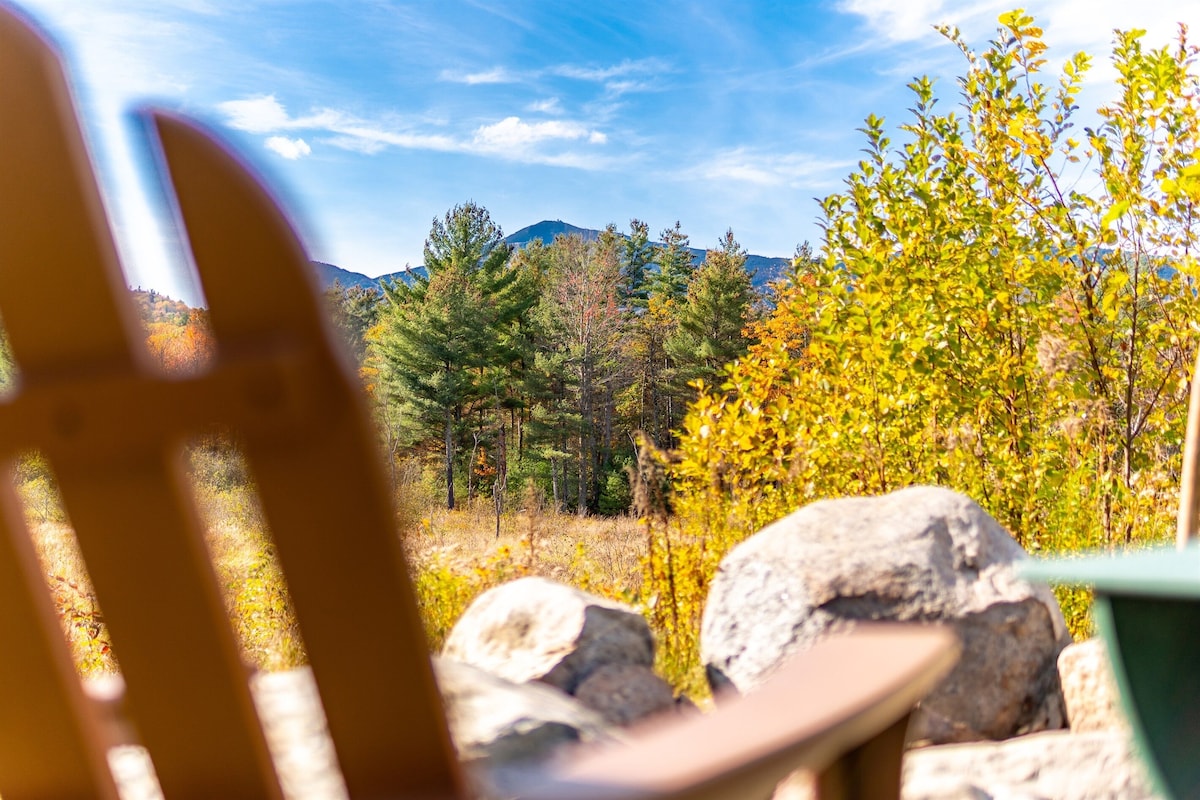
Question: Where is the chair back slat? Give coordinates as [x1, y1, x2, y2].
[153, 112, 467, 800]
[0, 476, 119, 799]
[0, 8, 285, 798]
[0, 7, 142, 373]
[50, 460, 285, 799]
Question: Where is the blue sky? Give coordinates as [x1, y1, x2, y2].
[12, 0, 1200, 306]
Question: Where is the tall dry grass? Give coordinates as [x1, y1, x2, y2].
[17, 447, 308, 675]
[16, 448, 647, 685]
[402, 499, 642, 649]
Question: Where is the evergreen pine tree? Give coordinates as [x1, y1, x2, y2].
[650, 221, 696, 301]
[620, 218, 654, 310]
[666, 228, 757, 393]
[373, 201, 527, 509]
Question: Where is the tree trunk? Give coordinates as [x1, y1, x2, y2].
[495, 423, 507, 539]
[550, 458, 560, 511]
[445, 409, 455, 510]
[468, 431, 480, 505]
[579, 360, 592, 516]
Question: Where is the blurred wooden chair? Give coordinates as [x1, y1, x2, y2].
[0, 6, 957, 799]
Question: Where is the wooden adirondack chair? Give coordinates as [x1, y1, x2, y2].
[0, 6, 958, 799]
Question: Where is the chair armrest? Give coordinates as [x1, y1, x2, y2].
[512, 625, 959, 800]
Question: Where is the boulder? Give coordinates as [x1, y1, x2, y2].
[701, 486, 1070, 744]
[1059, 638, 1128, 732]
[434, 657, 614, 768]
[776, 731, 1159, 800]
[901, 730, 1157, 799]
[256, 663, 613, 783]
[573, 663, 678, 727]
[443, 576, 655, 694]
[252, 668, 350, 800]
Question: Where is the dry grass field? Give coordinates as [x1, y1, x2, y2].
[398, 497, 645, 651]
[18, 455, 648, 682]
[406, 500, 642, 594]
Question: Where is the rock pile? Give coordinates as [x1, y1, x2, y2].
[431, 487, 1153, 797]
[90, 486, 1161, 799]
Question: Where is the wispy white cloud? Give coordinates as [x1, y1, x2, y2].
[218, 94, 291, 133]
[439, 58, 671, 92]
[550, 58, 667, 81]
[468, 116, 612, 168]
[835, 0, 970, 43]
[216, 96, 610, 168]
[603, 79, 658, 97]
[685, 148, 852, 188]
[438, 66, 516, 84]
[527, 97, 563, 114]
[320, 123, 459, 153]
[217, 94, 341, 133]
[218, 95, 457, 152]
[318, 135, 387, 155]
[461, 0, 538, 32]
[265, 136, 311, 159]
[472, 117, 606, 149]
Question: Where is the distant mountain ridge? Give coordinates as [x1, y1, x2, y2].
[504, 221, 791, 289]
[315, 220, 791, 292]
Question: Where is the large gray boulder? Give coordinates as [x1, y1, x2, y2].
[443, 576, 655, 696]
[701, 486, 1071, 744]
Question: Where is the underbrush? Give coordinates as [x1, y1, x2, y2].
[192, 480, 307, 671]
[402, 501, 642, 649]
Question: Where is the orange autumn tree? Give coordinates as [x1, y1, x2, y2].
[144, 306, 215, 375]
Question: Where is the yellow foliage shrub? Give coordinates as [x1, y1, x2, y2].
[647, 13, 1200, 681]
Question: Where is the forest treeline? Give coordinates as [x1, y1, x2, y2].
[0, 219, 764, 520]
[327, 212, 772, 514]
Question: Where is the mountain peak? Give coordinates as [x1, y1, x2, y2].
[504, 220, 599, 247]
